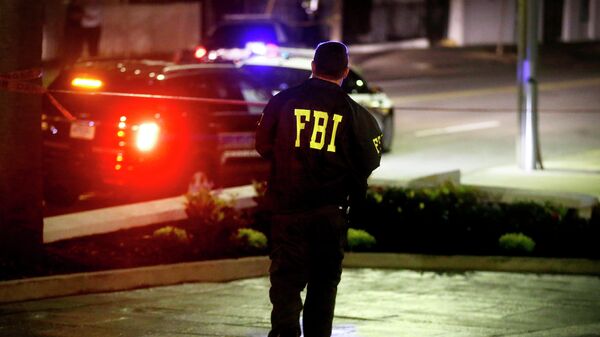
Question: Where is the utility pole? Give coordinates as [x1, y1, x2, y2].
[517, 0, 543, 171]
[496, 0, 508, 56]
[330, 0, 343, 41]
[0, 2, 45, 266]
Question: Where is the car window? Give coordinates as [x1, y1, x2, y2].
[242, 65, 311, 95]
[160, 75, 220, 98]
[342, 70, 371, 94]
[158, 70, 270, 113]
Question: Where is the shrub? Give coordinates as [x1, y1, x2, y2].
[347, 228, 377, 251]
[349, 183, 594, 257]
[236, 228, 268, 251]
[184, 172, 248, 254]
[498, 232, 536, 254]
[152, 226, 190, 244]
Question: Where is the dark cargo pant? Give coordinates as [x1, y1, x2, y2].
[268, 205, 347, 337]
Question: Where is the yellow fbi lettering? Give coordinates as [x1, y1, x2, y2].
[294, 109, 343, 152]
[372, 135, 383, 154]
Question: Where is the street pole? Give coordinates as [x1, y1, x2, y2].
[330, 0, 343, 41]
[517, 0, 543, 171]
[496, 0, 507, 56]
[0, 1, 45, 265]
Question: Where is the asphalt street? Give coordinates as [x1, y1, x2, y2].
[356, 45, 600, 196]
[1, 269, 599, 337]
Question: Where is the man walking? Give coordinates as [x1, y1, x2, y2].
[256, 41, 382, 337]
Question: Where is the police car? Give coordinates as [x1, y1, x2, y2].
[42, 60, 271, 204]
[43, 50, 393, 204]
[187, 14, 307, 63]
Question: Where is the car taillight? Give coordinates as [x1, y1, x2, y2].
[71, 77, 103, 89]
[194, 46, 207, 59]
[135, 122, 160, 152]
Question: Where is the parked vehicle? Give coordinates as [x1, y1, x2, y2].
[42, 60, 271, 204]
[178, 15, 311, 63]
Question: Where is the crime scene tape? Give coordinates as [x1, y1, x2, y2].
[0, 68, 43, 81]
[0, 68, 45, 94]
[1, 68, 77, 121]
[49, 89, 269, 107]
[0, 67, 268, 123]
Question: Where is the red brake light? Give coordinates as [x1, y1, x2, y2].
[71, 77, 103, 89]
[135, 122, 160, 152]
[194, 46, 207, 59]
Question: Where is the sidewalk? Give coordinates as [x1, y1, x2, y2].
[1, 268, 599, 337]
[350, 41, 600, 82]
[371, 156, 600, 219]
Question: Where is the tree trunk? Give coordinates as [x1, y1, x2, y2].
[0, 1, 45, 267]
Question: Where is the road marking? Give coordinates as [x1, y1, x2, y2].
[415, 120, 501, 137]
[392, 77, 600, 103]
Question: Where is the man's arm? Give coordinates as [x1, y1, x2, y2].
[255, 97, 280, 159]
[345, 103, 383, 216]
[351, 104, 383, 177]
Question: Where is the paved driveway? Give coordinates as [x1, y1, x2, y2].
[1, 269, 599, 337]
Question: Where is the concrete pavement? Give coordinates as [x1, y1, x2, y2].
[1, 268, 599, 337]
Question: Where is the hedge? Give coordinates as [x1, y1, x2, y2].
[350, 184, 599, 258]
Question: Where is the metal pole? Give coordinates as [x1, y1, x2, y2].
[496, 0, 507, 56]
[330, 0, 343, 41]
[517, 0, 542, 171]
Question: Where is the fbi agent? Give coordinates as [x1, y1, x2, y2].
[256, 41, 382, 337]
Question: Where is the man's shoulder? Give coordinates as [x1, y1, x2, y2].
[271, 82, 306, 102]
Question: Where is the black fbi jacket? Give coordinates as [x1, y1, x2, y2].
[256, 77, 382, 212]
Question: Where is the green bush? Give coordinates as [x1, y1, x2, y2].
[350, 183, 596, 258]
[498, 232, 536, 254]
[153, 226, 190, 244]
[347, 228, 377, 251]
[236, 228, 268, 251]
[184, 172, 248, 255]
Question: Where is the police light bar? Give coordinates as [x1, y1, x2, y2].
[246, 42, 267, 55]
[245, 42, 279, 57]
[71, 77, 103, 89]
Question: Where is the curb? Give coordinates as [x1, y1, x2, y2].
[343, 253, 600, 276]
[43, 185, 257, 243]
[2, 253, 599, 304]
[0, 256, 270, 304]
[465, 184, 599, 219]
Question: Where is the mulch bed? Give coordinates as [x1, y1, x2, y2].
[1, 220, 254, 282]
